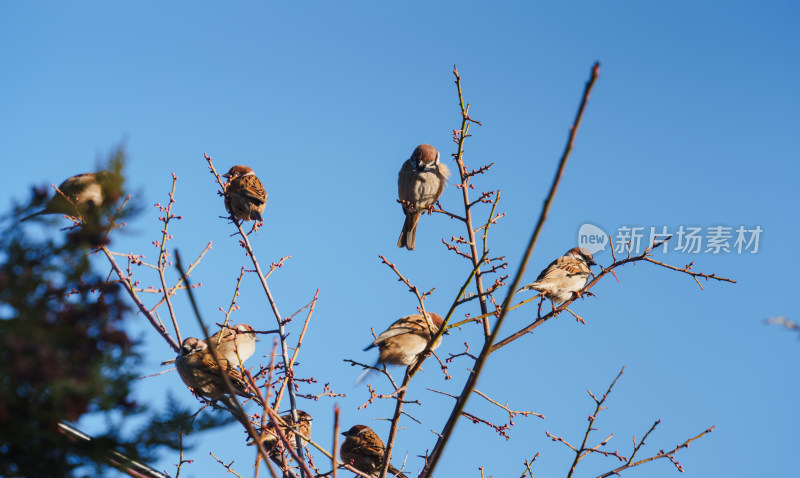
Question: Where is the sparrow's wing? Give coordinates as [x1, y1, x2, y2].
[199, 353, 257, 400]
[536, 256, 587, 282]
[356, 435, 387, 462]
[372, 316, 427, 345]
[56, 173, 96, 197]
[240, 176, 267, 205]
[397, 159, 416, 207]
[557, 256, 590, 276]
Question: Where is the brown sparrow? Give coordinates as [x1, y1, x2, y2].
[366, 313, 444, 367]
[223, 165, 267, 222]
[252, 410, 313, 451]
[207, 323, 258, 366]
[21, 171, 115, 221]
[397, 144, 450, 250]
[518, 247, 596, 303]
[174, 337, 262, 408]
[161, 323, 257, 367]
[340, 425, 407, 478]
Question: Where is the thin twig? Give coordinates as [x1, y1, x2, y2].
[450, 65, 491, 337]
[156, 173, 182, 345]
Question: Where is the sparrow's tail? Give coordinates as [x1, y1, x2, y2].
[355, 361, 380, 385]
[517, 282, 540, 293]
[397, 212, 421, 250]
[19, 209, 48, 222]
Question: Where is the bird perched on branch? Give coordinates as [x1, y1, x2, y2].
[366, 312, 445, 368]
[223, 165, 267, 222]
[161, 323, 257, 366]
[20, 171, 118, 222]
[207, 323, 258, 365]
[397, 144, 450, 250]
[250, 410, 312, 452]
[340, 425, 407, 478]
[518, 247, 596, 303]
[174, 337, 262, 409]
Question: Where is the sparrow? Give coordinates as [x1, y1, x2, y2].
[207, 323, 258, 366]
[161, 323, 257, 366]
[20, 171, 116, 221]
[340, 425, 407, 478]
[397, 144, 451, 250]
[223, 165, 267, 222]
[174, 337, 262, 408]
[251, 410, 313, 452]
[518, 247, 596, 304]
[366, 313, 445, 367]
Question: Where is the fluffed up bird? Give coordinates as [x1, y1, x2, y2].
[21, 171, 116, 222]
[518, 247, 596, 304]
[340, 425, 408, 478]
[397, 144, 450, 250]
[207, 323, 258, 366]
[366, 312, 445, 367]
[161, 323, 257, 366]
[223, 165, 267, 222]
[250, 410, 312, 452]
[175, 337, 262, 408]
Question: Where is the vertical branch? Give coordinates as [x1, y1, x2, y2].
[156, 173, 182, 345]
[273, 291, 319, 419]
[204, 153, 307, 475]
[451, 66, 491, 338]
[420, 62, 600, 478]
[332, 405, 340, 478]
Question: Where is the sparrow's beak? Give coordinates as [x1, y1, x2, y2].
[222, 173, 231, 179]
[341, 431, 349, 437]
[588, 259, 597, 266]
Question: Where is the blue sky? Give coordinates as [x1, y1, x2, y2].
[2, 1, 798, 477]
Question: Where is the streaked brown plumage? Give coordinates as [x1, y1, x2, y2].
[174, 337, 262, 408]
[161, 323, 257, 367]
[223, 165, 267, 222]
[340, 425, 407, 478]
[397, 144, 450, 250]
[252, 410, 313, 452]
[366, 313, 445, 367]
[20, 171, 116, 221]
[518, 247, 596, 303]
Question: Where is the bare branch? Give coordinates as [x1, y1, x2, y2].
[420, 62, 601, 478]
